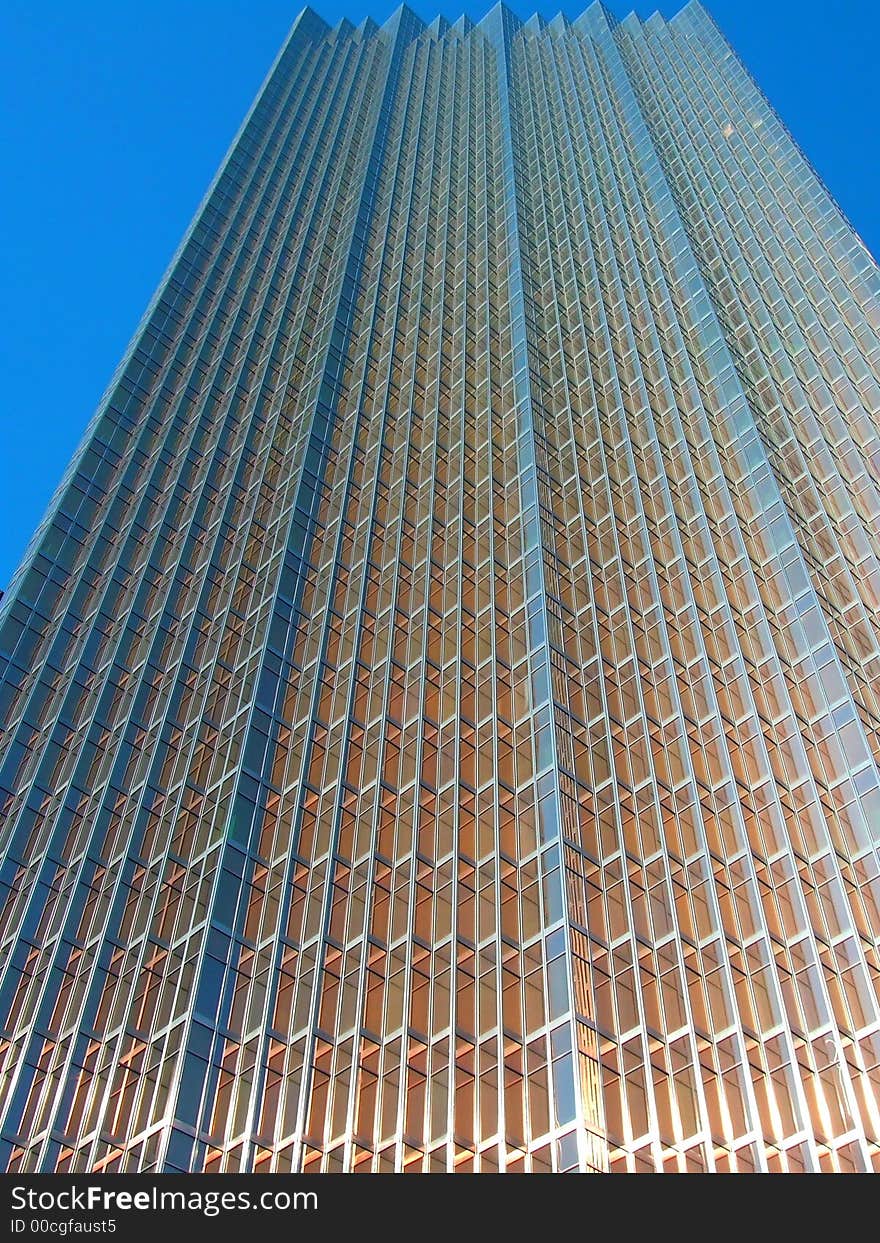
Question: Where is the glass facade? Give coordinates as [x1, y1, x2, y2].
[1, 1, 880, 1174]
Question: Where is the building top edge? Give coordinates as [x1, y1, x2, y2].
[294, 1, 709, 41]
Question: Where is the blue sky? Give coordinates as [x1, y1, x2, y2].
[1, 0, 877, 590]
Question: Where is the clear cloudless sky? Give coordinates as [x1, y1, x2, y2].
[1, 0, 877, 589]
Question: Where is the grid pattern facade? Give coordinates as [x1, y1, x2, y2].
[1, 1, 880, 1174]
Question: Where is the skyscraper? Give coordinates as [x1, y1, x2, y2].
[1, 0, 880, 1176]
